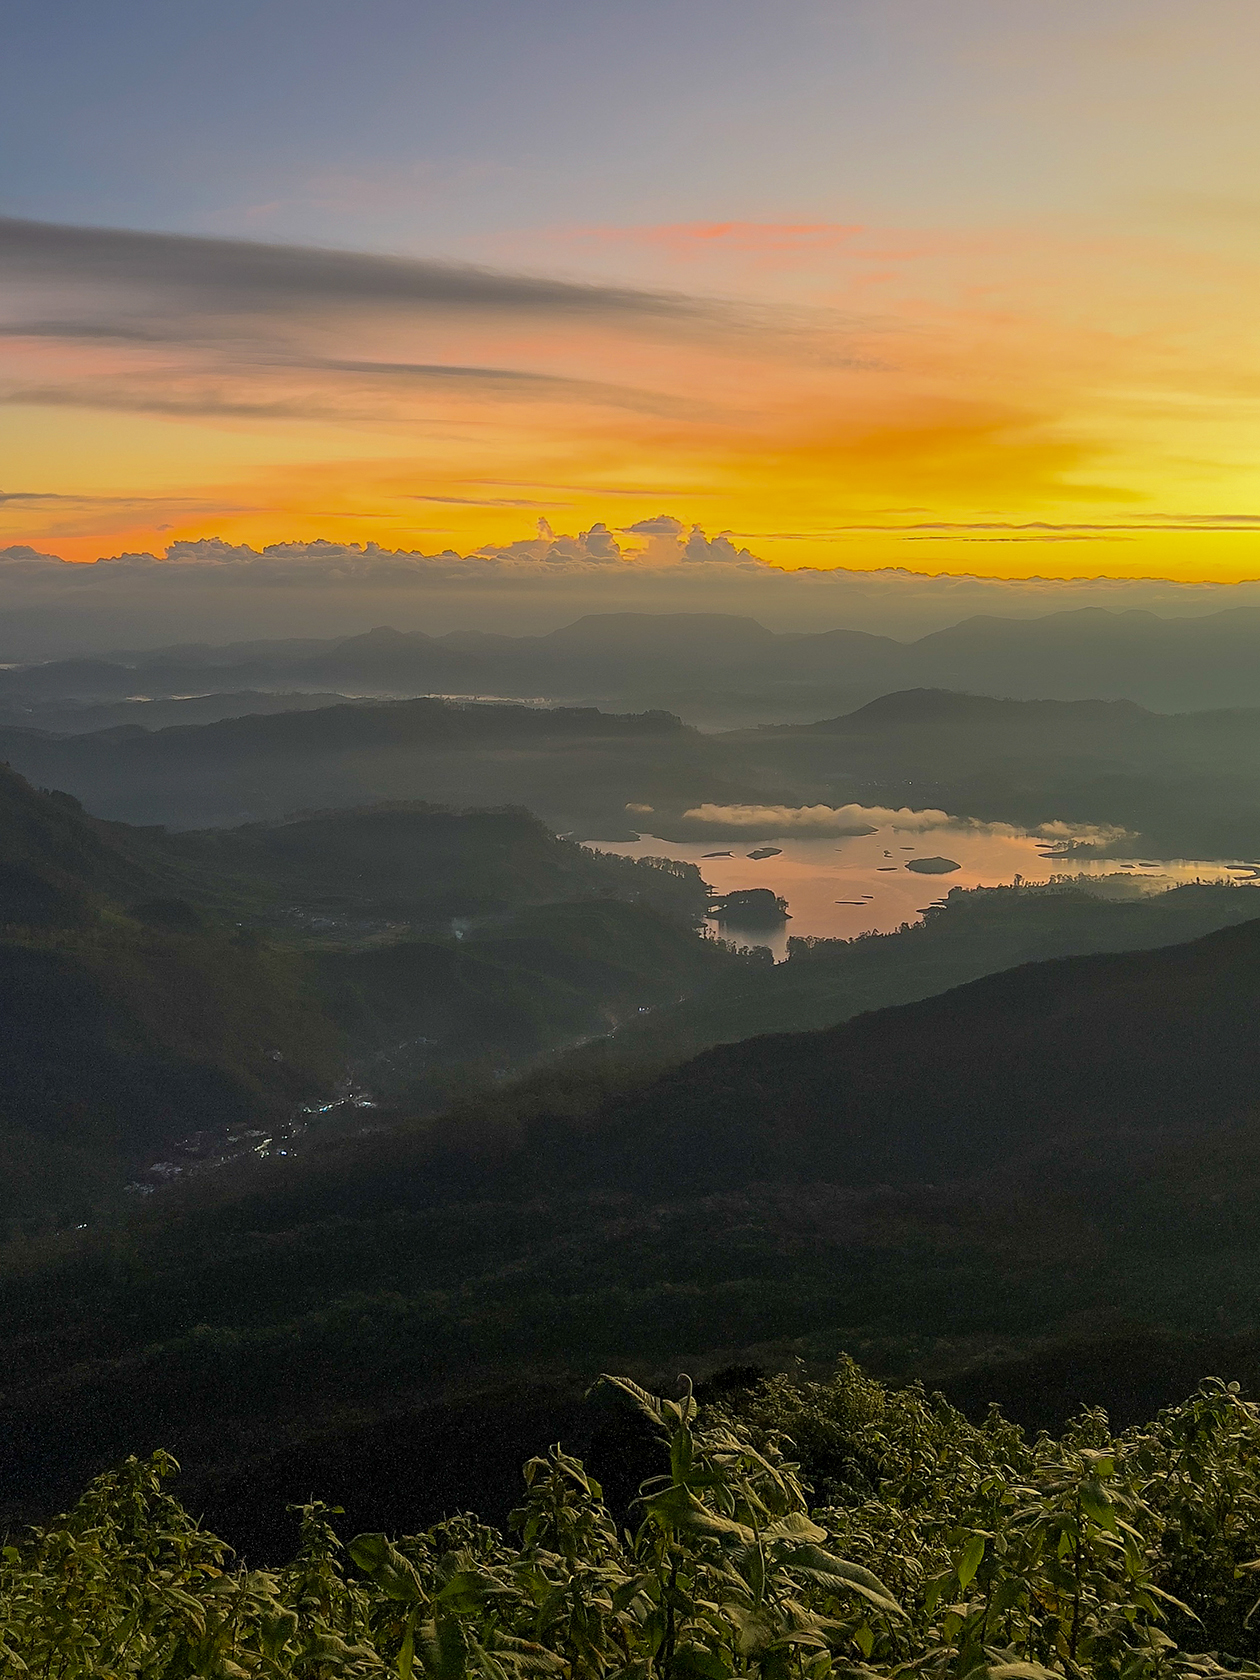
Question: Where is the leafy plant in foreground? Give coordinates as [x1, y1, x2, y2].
[8, 1364, 1260, 1678]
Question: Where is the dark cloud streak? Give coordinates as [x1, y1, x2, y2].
[0, 216, 714, 321]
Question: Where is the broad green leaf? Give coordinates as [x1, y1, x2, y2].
[957, 1534, 986, 1590]
[348, 1532, 427, 1603]
[764, 1512, 828, 1544]
[589, 1375, 667, 1430]
[779, 1546, 904, 1617]
[1080, 1479, 1117, 1531]
[642, 1484, 755, 1544]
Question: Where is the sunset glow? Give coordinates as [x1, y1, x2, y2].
[6, 1, 1260, 581]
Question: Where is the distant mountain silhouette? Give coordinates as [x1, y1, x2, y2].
[7, 683, 1260, 849]
[0, 698, 709, 828]
[8, 603, 1260, 718]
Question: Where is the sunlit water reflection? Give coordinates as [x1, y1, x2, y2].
[585, 824, 1260, 961]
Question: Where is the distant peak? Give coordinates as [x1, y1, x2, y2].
[337, 626, 429, 645]
[825, 688, 1153, 727]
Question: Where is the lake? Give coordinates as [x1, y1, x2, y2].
[586, 823, 1260, 960]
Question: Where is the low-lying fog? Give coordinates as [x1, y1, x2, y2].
[588, 824, 1260, 960]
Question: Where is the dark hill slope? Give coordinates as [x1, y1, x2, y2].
[0, 763, 154, 923]
[0, 699, 739, 830]
[182, 802, 707, 923]
[575, 878, 1260, 1067]
[10, 912, 1260, 1538]
[724, 689, 1260, 857]
[0, 767, 338, 1218]
[572, 914, 1260, 1196]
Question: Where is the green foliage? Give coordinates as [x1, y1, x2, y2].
[0, 925, 341, 1221]
[181, 804, 712, 927]
[9, 1364, 1260, 1678]
[0, 765, 732, 1222]
[592, 878, 1260, 1073]
[315, 897, 733, 1101]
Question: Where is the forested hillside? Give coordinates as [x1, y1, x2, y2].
[0, 766, 726, 1212]
[549, 913, 1260, 1196]
[9, 907, 1260, 1546]
[582, 876, 1260, 1067]
[0, 698, 742, 831]
[0, 767, 339, 1218]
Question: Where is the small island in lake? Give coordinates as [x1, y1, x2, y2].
[905, 856, 962, 874]
[710, 887, 791, 926]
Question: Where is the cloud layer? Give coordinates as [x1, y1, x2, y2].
[680, 802, 1133, 847]
[6, 526, 1260, 661]
[7, 202, 1260, 589]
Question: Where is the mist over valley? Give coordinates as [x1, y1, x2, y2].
[5, 583, 1260, 1570]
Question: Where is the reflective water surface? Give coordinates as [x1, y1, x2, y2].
[586, 824, 1260, 960]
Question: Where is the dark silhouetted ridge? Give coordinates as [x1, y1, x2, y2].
[571, 914, 1260, 1196]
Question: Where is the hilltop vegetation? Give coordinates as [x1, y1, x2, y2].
[10, 1361, 1260, 1678]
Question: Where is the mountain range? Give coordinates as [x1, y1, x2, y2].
[8, 605, 1260, 1548]
[8, 603, 1260, 727]
[6, 684, 1260, 856]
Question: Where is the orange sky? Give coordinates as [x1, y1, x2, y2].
[7, 4, 1260, 582]
[6, 207, 1260, 581]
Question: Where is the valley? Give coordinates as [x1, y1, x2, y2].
[6, 607, 1260, 1576]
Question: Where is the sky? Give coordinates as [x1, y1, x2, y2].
[5, 0, 1260, 591]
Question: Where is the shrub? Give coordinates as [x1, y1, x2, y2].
[6, 1364, 1260, 1677]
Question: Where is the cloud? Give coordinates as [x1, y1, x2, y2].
[622, 514, 685, 535]
[0, 488, 219, 508]
[682, 525, 755, 563]
[680, 803, 1134, 846]
[0, 544, 61, 563]
[0, 218, 733, 431]
[1, 357, 686, 425]
[6, 524, 1260, 663]
[405, 494, 565, 509]
[0, 216, 715, 323]
[611, 517, 758, 566]
[1033, 819, 1132, 847]
[681, 802, 956, 835]
[473, 518, 624, 564]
